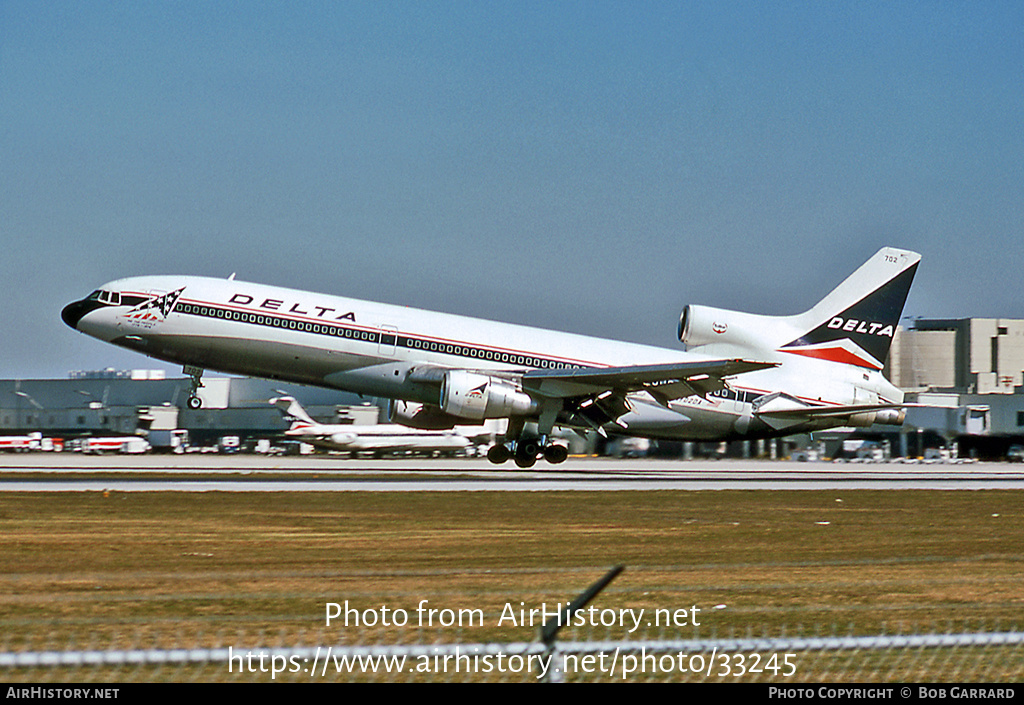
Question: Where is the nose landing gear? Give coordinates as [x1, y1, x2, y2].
[184, 365, 205, 409]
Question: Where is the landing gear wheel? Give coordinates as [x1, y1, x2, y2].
[517, 438, 540, 458]
[514, 452, 537, 469]
[487, 444, 511, 464]
[514, 439, 539, 469]
[183, 365, 206, 410]
[543, 444, 569, 464]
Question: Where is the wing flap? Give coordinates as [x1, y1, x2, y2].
[522, 358, 777, 400]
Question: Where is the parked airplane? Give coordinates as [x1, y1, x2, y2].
[62, 247, 919, 467]
[270, 395, 477, 456]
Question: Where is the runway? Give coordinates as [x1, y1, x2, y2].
[3, 455, 1024, 490]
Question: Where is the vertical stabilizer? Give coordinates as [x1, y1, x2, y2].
[270, 396, 318, 427]
[780, 247, 920, 370]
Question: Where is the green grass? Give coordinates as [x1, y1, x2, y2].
[1, 490, 1022, 681]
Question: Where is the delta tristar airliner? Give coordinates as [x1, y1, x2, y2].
[62, 247, 919, 467]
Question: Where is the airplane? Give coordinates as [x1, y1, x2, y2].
[270, 394, 481, 456]
[62, 246, 920, 468]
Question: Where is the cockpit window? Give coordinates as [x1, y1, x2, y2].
[93, 290, 122, 306]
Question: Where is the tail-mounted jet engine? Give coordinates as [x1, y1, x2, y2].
[678, 304, 783, 351]
[440, 370, 538, 421]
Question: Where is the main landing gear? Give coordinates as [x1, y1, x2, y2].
[184, 365, 205, 409]
[486, 439, 569, 468]
[485, 412, 569, 468]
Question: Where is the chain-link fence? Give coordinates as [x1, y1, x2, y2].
[3, 622, 1022, 682]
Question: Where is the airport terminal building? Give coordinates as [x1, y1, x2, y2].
[888, 319, 1024, 456]
[0, 370, 374, 449]
[890, 318, 1024, 394]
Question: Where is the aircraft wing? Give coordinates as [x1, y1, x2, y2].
[521, 358, 778, 401]
[409, 358, 777, 434]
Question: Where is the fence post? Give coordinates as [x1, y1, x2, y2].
[538, 564, 625, 683]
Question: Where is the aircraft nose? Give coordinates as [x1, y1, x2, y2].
[61, 298, 99, 330]
[61, 300, 85, 329]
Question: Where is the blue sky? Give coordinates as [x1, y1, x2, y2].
[2, 1, 1022, 378]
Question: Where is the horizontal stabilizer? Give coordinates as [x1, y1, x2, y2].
[757, 402, 906, 419]
[752, 391, 914, 430]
